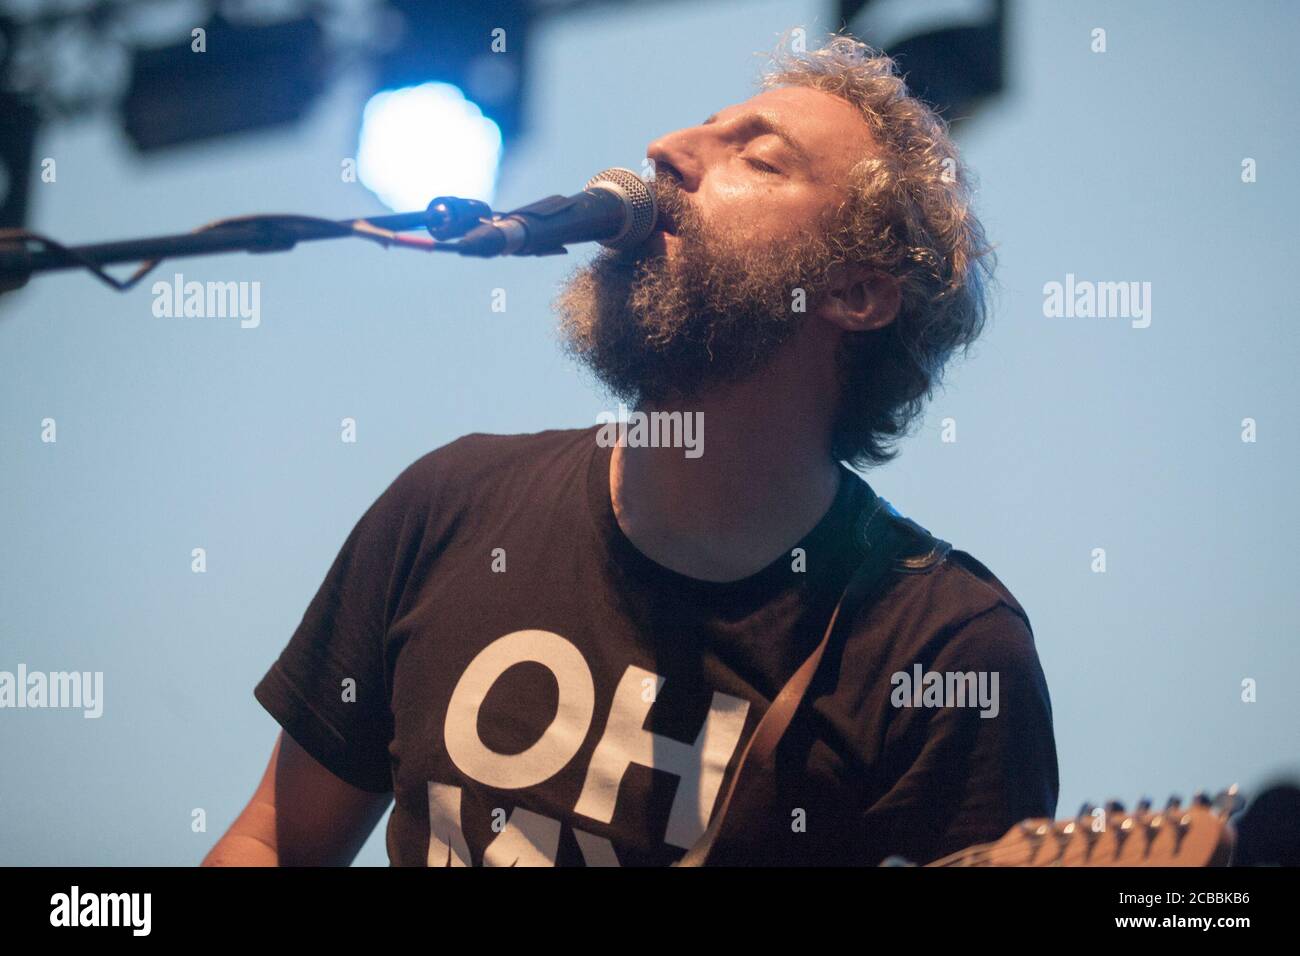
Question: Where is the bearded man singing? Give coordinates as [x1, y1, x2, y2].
[204, 35, 1059, 868]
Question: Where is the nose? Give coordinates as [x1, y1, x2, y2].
[646, 124, 706, 192]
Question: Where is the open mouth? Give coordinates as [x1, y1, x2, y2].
[629, 230, 670, 260]
[621, 217, 676, 261]
[654, 205, 680, 236]
[617, 193, 689, 260]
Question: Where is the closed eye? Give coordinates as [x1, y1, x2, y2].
[745, 157, 781, 175]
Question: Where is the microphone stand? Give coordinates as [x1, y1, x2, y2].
[0, 197, 493, 294]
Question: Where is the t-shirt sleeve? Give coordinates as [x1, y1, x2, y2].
[860, 603, 1060, 865]
[253, 463, 428, 794]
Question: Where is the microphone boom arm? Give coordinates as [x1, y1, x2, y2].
[0, 197, 493, 295]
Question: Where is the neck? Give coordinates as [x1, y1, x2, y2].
[609, 330, 843, 582]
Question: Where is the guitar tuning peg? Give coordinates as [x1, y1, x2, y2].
[1213, 784, 1244, 817]
[1049, 820, 1074, 864]
[1141, 810, 1163, 854]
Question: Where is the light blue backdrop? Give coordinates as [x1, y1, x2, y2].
[2, 0, 1296, 865]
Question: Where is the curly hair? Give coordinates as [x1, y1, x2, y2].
[762, 32, 995, 467]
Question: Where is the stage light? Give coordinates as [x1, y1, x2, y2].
[356, 82, 503, 213]
[122, 14, 327, 152]
[378, 1, 531, 142]
[361, 0, 532, 209]
[840, 0, 1006, 123]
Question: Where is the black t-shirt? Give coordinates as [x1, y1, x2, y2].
[254, 426, 1059, 866]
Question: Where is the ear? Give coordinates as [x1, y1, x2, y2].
[817, 262, 901, 333]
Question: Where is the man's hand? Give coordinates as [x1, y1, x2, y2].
[201, 731, 393, 866]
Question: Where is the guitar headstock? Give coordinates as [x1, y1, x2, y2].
[930, 787, 1241, 867]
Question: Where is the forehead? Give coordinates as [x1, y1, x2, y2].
[713, 85, 874, 181]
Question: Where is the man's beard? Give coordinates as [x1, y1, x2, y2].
[555, 177, 838, 405]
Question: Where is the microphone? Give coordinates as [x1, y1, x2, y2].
[454, 167, 657, 257]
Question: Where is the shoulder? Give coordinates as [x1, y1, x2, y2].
[339, 426, 598, 564]
[862, 495, 1042, 672]
[387, 425, 597, 499]
[863, 487, 1029, 623]
[933, 549, 1032, 631]
[403, 425, 596, 478]
[899, 549, 1045, 678]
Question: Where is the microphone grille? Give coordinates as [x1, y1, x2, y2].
[585, 167, 657, 251]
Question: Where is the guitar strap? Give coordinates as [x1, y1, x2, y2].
[674, 484, 948, 867]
